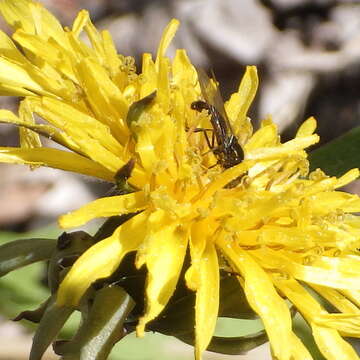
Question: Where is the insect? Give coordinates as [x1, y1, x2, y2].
[190, 69, 244, 170]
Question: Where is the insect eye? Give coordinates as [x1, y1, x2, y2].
[191, 100, 210, 113]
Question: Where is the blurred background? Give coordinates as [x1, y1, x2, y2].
[0, 0, 360, 359]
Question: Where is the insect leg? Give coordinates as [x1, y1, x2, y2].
[203, 129, 213, 149]
[190, 127, 213, 150]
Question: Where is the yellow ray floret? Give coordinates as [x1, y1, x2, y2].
[0, 147, 113, 180]
[0, 2, 359, 359]
[137, 217, 188, 336]
[59, 192, 148, 228]
[275, 279, 359, 360]
[57, 211, 149, 306]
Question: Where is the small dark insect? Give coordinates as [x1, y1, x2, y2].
[190, 69, 244, 170]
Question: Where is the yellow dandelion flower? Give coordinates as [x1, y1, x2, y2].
[0, 1, 359, 360]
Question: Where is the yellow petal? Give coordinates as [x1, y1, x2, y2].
[217, 235, 293, 360]
[0, 108, 81, 153]
[312, 256, 360, 276]
[340, 290, 360, 308]
[101, 30, 122, 78]
[76, 58, 129, 141]
[59, 192, 147, 228]
[185, 218, 218, 285]
[334, 168, 360, 189]
[82, 12, 105, 61]
[0, 29, 28, 64]
[312, 325, 359, 360]
[172, 49, 197, 91]
[194, 160, 255, 205]
[0, 0, 37, 34]
[0, 0, 69, 47]
[0, 108, 44, 156]
[185, 219, 211, 291]
[0, 56, 45, 94]
[245, 122, 278, 152]
[155, 19, 179, 70]
[135, 209, 168, 269]
[309, 191, 360, 214]
[157, 57, 171, 114]
[311, 286, 360, 313]
[30, 97, 126, 173]
[314, 313, 360, 337]
[140, 53, 157, 97]
[137, 222, 188, 336]
[71, 9, 89, 38]
[18, 99, 41, 149]
[0, 147, 113, 180]
[247, 134, 320, 160]
[57, 212, 148, 306]
[0, 82, 34, 96]
[38, 97, 124, 157]
[13, 30, 75, 82]
[296, 117, 317, 137]
[275, 279, 359, 360]
[255, 248, 360, 290]
[226, 65, 258, 137]
[28, 1, 69, 47]
[194, 241, 219, 360]
[289, 334, 314, 360]
[135, 127, 157, 172]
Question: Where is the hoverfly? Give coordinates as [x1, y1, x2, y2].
[190, 69, 244, 170]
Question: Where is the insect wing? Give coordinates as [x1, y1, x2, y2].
[196, 68, 234, 138]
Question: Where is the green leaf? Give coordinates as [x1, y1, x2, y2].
[177, 330, 268, 355]
[0, 228, 83, 340]
[30, 296, 74, 360]
[13, 297, 51, 323]
[0, 262, 49, 318]
[54, 286, 134, 360]
[309, 126, 360, 176]
[0, 238, 56, 277]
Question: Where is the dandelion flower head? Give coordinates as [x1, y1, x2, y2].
[0, 1, 359, 359]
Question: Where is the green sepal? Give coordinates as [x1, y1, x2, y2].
[53, 286, 134, 360]
[94, 251, 146, 318]
[114, 158, 138, 195]
[218, 276, 257, 319]
[48, 231, 94, 293]
[150, 276, 257, 337]
[126, 91, 156, 139]
[126, 91, 157, 125]
[177, 330, 268, 355]
[149, 292, 194, 336]
[13, 297, 51, 323]
[309, 126, 360, 176]
[93, 214, 139, 243]
[0, 238, 56, 277]
[30, 296, 74, 360]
